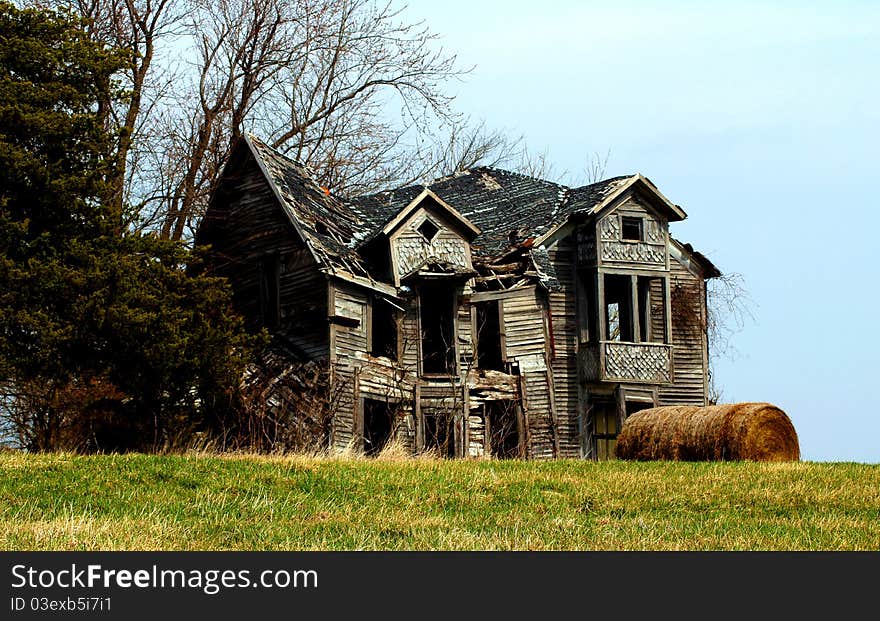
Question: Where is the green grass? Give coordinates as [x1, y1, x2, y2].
[0, 452, 878, 550]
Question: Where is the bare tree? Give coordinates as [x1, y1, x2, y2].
[24, 0, 527, 240]
[412, 117, 523, 181]
[42, 0, 187, 227]
[583, 149, 610, 184]
[154, 0, 297, 240]
[706, 271, 754, 403]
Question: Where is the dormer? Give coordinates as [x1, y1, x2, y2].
[382, 188, 481, 287]
[574, 174, 686, 272]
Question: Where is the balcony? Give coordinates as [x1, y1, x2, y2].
[580, 341, 673, 384]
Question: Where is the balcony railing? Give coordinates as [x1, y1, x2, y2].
[580, 341, 673, 384]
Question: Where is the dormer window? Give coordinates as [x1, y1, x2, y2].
[417, 219, 440, 242]
[621, 217, 643, 241]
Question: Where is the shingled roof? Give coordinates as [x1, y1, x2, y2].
[349, 168, 633, 258]
[239, 135, 705, 290]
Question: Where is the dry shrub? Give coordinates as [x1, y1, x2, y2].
[232, 353, 334, 453]
[616, 403, 799, 462]
[1, 376, 136, 452]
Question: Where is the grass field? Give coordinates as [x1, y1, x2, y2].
[1, 452, 878, 550]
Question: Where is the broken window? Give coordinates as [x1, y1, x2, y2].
[417, 218, 440, 242]
[419, 284, 456, 375]
[424, 412, 455, 458]
[363, 399, 394, 456]
[370, 297, 399, 360]
[621, 216, 643, 241]
[604, 274, 633, 342]
[486, 401, 520, 459]
[259, 254, 280, 328]
[475, 300, 504, 371]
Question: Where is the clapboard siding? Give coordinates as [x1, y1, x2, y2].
[330, 363, 357, 451]
[496, 287, 557, 458]
[545, 237, 581, 457]
[331, 281, 368, 359]
[521, 371, 555, 458]
[659, 258, 708, 406]
[204, 148, 329, 360]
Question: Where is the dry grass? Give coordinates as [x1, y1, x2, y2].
[0, 452, 878, 550]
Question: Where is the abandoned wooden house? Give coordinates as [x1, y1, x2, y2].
[197, 135, 721, 460]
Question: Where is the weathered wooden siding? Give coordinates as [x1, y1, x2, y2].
[331, 282, 368, 359]
[330, 363, 357, 451]
[467, 412, 486, 457]
[328, 282, 366, 451]
[501, 288, 546, 361]
[498, 288, 556, 459]
[399, 295, 421, 373]
[544, 237, 581, 457]
[658, 257, 708, 406]
[205, 150, 328, 360]
[329, 281, 419, 452]
[457, 300, 475, 370]
[649, 277, 667, 343]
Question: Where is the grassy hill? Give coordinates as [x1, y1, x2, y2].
[1, 452, 878, 550]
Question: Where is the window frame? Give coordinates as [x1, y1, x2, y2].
[416, 217, 441, 243]
[621, 216, 644, 242]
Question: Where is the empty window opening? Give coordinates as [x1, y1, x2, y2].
[363, 399, 394, 456]
[580, 271, 599, 343]
[424, 412, 455, 458]
[604, 274, 633, 342]
[590, 399, 619, 461]
[621, 217, 643, 241]
[626, 400, 654, 417]
[259, 254, 280, 328]
[638, 276, 651, 342]
[486, 401, 520, 459]
[417, 219, 440, 242]
[420, 285, 456, 374]
[637, 276, 668, 343]
[370, 298, 399, 360]
[476, 300, 504, 371]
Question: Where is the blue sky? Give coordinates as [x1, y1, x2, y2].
[408, 0, 880, 462]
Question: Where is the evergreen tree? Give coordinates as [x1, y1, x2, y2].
[0, 2, 258, 451]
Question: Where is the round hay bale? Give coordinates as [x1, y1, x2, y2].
[615, 403, 799, 461]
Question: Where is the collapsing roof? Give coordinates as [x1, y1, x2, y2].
[236, 134, 717, 292]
